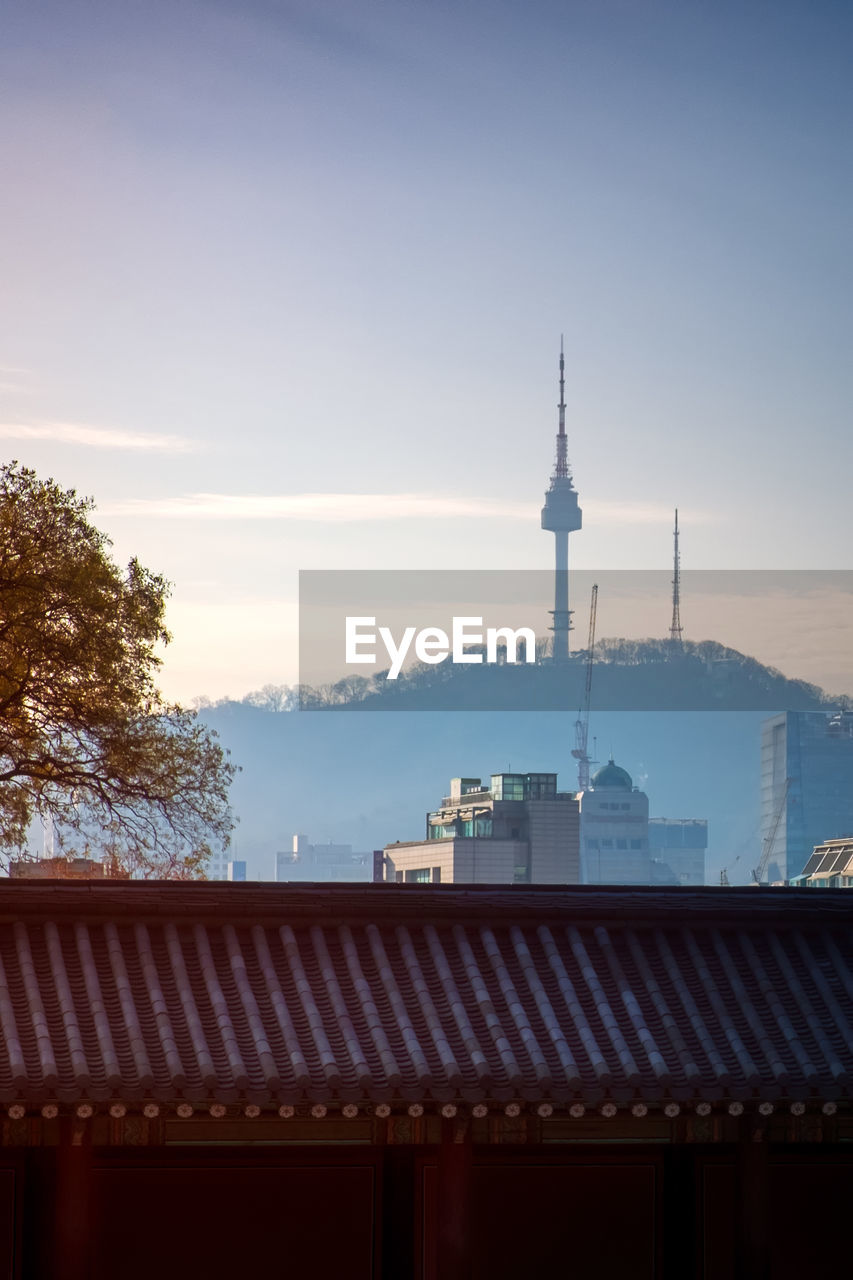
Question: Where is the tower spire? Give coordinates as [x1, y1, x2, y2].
[669, 507, 684, 646]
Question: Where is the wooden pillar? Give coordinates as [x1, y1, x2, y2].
[381, 1147, 415, 1280]
[662, 1147, 696, 1280]
[436, 1117, 473, 1280]
[53, 1120, 94, 1280]
[735, 1118, 769, 1280]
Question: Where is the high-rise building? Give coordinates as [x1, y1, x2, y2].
[227, 860, 247, 881]
[761, 710, 853, 880]
[648, 818, 708, 885]
[383, 773, 580, 884]
[579, 759, 650, 884]
[541, 343, 582, 662]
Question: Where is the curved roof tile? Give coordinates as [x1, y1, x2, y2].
[0, 883, 849, 1106]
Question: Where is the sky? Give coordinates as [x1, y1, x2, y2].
[2, 0, 852, 701]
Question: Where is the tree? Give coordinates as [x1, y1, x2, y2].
[244, 683, 297, 712]
[0, 463, 235, 877]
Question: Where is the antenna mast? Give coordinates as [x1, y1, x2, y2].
[669, 507, 683, 646]
[554, 336, 569, 479]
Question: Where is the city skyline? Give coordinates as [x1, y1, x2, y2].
[2, 0, 851, 701]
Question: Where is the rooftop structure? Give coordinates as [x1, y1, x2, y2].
[792, 836, 853, 888]
[540, 341, 582, 662]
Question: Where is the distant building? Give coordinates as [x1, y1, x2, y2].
[761, 710, 853, 880]
[383, 773, 580, 884]
[206, 848, 230, 881]
[275, 834, 370, 883]
[791, 836, 853, 888]
[579, 759, 650, 884]
[9, 855, 129, 880]
[227, 860, 247, 882]
[648, 818, 708, 886]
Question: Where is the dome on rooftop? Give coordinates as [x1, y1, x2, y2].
[591, 759, 633, 790]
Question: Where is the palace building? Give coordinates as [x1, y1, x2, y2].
[0, 880, 850, 1279]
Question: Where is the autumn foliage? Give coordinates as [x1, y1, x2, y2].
[0, 463, 234, 876]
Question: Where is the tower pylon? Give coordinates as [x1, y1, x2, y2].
[670, 507, 684, 647]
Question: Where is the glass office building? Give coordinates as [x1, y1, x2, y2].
[761, 710, 853, 880]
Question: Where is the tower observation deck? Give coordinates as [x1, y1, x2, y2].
[541, 342, 582, 662]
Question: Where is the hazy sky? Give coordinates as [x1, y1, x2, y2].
[2, 0, 851, 700]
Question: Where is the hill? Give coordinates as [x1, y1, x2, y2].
[292, 638, 839, 712]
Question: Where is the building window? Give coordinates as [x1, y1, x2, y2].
[586, 839, 599, 850]
[432, 867, 442, 883]
[395, 871, 403, 883]
[527, 774, 557, 799]
[406, 868, 431, 883]
[630, 839, 642, 850]
[602, 839, 613, 849]
[616, 839, 627, 850]
[430, 822, 459, 839]
[621, 803, 630, 810]
[496, 775, 532, 802]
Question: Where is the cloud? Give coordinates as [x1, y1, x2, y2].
[102, 492, 530, 520]
[101, 492, 701, 523]
[0, 366, 34, 393]
[586, 499, 712, 525]
[0, 421, 196, 452]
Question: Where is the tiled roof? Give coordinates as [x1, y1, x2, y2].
[0, 883, 850, 1108]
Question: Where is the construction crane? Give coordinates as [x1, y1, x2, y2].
[571, 583, 598, 791]
[752, 780, 791, 885]
[719, 815, 758, 885]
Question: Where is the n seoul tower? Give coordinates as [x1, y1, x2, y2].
[541, 341, 582, 662]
